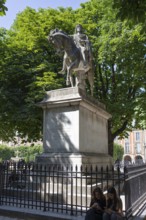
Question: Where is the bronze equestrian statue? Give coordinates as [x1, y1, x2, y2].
[48, 24, 94, 96]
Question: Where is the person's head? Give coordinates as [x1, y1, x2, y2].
[92, 187, 104, 200]
[107, 187, 117, 200]
[75, 24, 83, 33]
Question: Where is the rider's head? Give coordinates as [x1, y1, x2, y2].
[75, 24, 83, 34]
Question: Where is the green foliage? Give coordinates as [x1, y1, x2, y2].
[0, 8, 68, 141]
[15, 145, 43, 162]
[0, 144, 15, 161]
[113, 0, 146, 23]
[0, 6, 79, 142]
[0, 144, 43, 162]
[0, 0, 7, 16]
[113, 143, 124, 161]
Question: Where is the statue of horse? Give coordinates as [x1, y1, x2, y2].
[48, 29, 94, 96]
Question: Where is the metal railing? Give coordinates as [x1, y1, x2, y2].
[0, 162, 146, 218]
[124, 164, 146, 218]
[0, 162, 124, 216]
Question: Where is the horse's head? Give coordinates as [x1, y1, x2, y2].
[48, 29, 75, 54]
[48, 29, 61, 52]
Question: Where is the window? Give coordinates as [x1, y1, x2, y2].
[125, 143, 130, 154]
[125, 137, 129, 143]
[135, 143, 141, 153]
[135, 132, 140, 141]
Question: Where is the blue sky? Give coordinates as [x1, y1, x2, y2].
[0, 0, 88, 29]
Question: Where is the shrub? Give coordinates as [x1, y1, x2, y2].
[0, 144, 15, 160]
[15, 145, 43, 162]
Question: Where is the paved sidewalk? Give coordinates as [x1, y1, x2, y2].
[0, 218, 17, 220]
[0, 217, 24, 220]
[0, 205, 85, 220]
[0, 205, 146, 220]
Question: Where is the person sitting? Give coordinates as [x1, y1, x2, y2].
[85, 187, 106, 220]
[103, 186, 123, 220]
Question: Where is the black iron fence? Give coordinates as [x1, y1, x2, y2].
[124, 164, 146, 218]
[0, 162, 146, 218]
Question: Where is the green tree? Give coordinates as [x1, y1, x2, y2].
[0, 0, 7, 16]
[113, 143, 124, 161]
[0, 7, 69, 141]
[76, 0, 146, 155]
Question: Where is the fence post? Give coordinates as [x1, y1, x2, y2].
[117, 165, 121, 195]
[124, 166, 130, 217]
[0, 163, 3, 205]
[80, 165, 83, 215]
[70, 165, 73, 216]
[43, 164, 47, 211]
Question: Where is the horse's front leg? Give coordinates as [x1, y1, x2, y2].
[69, 70, 74, 87]
[66, 67, 72, 86]
[66, 75, 70, 86]
[66, 64, 75, 87]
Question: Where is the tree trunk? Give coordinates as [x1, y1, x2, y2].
[108, 120, 114, 157]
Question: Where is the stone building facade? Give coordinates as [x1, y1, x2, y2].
[115, 129, 146, 163]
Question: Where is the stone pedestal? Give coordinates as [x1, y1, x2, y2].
[36, 87, 112, 167]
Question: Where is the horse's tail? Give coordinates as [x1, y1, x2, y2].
[87, 61, 95, 96]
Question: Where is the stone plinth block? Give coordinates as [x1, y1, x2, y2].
[36, 87, 112, 166]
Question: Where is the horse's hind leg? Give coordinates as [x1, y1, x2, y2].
[75, 71, 86, 92]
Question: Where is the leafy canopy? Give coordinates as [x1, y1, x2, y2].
[113, 0, 146, 23]
[0, 7, 75, 142]
[0, 0, 7, 16]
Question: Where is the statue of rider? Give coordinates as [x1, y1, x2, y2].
[59, 24, 92, 74]
[73, 24, 92, 68]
